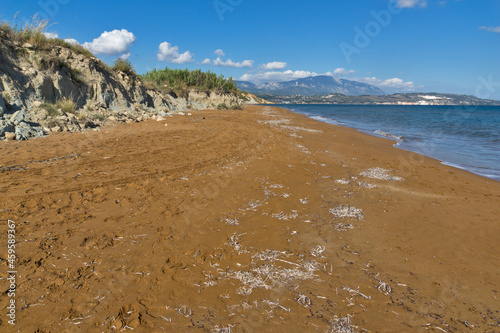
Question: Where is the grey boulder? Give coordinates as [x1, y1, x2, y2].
[0, 120, 15, 137]
[0, 95, 6, 116]
[10, 109, 29, 125]
[15, 121, 45, 141]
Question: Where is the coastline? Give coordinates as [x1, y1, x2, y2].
[1, 105, 499, 332]
[279, 104, 500, 182]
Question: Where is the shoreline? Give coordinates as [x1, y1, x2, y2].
[277, 103, 500, 183]
[1, 105, 499, 332]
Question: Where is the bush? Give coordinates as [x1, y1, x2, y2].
[93, 113, 106, 121]
[41, 103, 60, 117]
[77, 113, 88, 122]
[70, 68, 84, 84]
[140, 67, 238, 94]
[217, 103, 228, 110]
[230, 103, 243, 110]
[112, 58, 135, 76]
[55, 97, 76, 114]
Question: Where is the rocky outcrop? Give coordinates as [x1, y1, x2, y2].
[0, 30, 257, 141]
[0, 32, 152, 113]
[0, 119, 14, 137]
[163, 90, 240, 111]
[239, 91, 274, 105]
[0, 94, 6, 116]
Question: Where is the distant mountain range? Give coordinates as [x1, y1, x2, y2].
[256, 92, 500, 106]
[236, 75, 385, 96]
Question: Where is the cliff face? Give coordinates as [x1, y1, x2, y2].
[0, 30, 248, 140]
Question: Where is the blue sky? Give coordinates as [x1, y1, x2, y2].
[2, 0, 500, 99]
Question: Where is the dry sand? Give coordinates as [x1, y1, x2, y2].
[1, 105, 499, 332]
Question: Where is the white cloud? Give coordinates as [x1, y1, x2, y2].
[43, 32, 59, 39]
[120, 53, 131, 60]
[214, 49, 225, 56]
[260, 61, 288, 70]
[358, 77, 415, 90]
[240, 70, 317, 83]
[479, 26, 500, 33]
[83, 29, 136, 57]
[393, 0, 427, 8]
[64, 38, 80, 46]
[157, 42, 194, 63]
[213, 57, 253, 68]
[334, 68, 355, 76]
[201, 54, 255, 68]
[174, 52, 194, 64]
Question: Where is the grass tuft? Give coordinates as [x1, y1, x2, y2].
[17, 15, 50, 48]
[70, 67, 84, 84]
[112, 58, 136, 76]
[217, 103, 228, 110]
[55, 97, 77, 114]
[41, 103, 60, 117]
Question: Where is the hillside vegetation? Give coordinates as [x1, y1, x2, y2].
[141, 68, 238, 94]
[0, 16, 93, 58]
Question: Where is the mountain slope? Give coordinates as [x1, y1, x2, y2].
[237, 75, 385, 96]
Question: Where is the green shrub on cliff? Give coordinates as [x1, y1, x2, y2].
[112, 58, 136, 76]
[55, 97, 76, 114]
[217, 103, 228, 110]
[49, 38, 94, 58]
[140, 68, 238, 94]
[217, 102, 242, 110]
[41, 103, 60, 117]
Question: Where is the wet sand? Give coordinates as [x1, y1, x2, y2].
[1, 105, 499, 332]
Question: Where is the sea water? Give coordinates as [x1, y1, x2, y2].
[277, 104, 500, 182]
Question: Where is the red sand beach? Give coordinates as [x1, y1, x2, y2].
[1, 105, 499, 332]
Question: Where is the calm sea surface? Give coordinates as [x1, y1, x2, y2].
[276, 104, 500, 182]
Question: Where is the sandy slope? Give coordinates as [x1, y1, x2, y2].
[0, 106, 499, 332]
